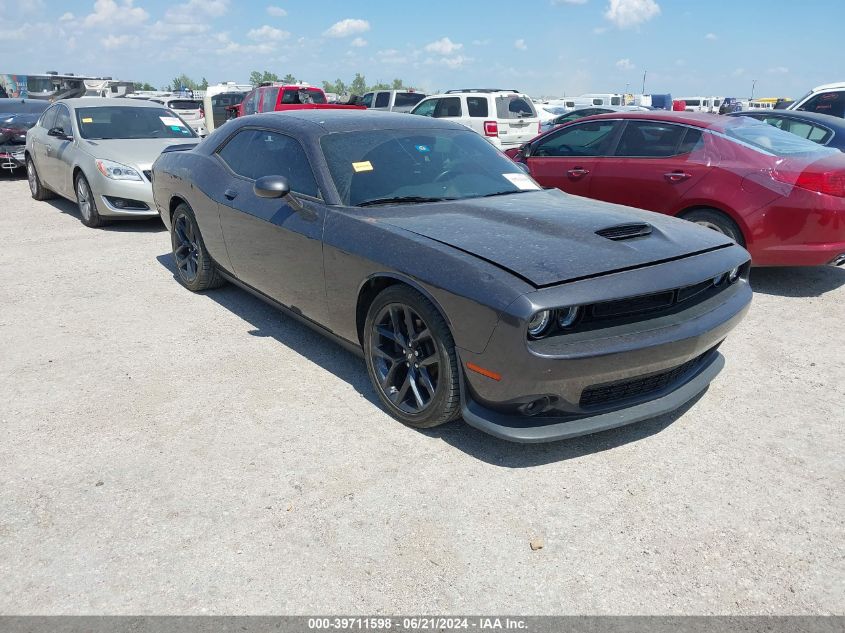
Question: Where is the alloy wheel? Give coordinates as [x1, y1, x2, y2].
[370, 303, 442, 414]
[694, 220, 727, 235]
[76, 179, 92, 222]
[27, 160, 37, 196]
[173, 214, 200, 283]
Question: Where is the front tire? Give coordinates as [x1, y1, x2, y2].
[681, 208, 744, 246]
[27, 156, 54, 201]
[170, 203, 225, 292]
[75, 173, 108, 228]
[363, 286, 460, 428]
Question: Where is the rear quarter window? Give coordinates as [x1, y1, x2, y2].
[496, 96, 537, 119]
[374, 92, 390, 108]
[394, 92, 425, 108]
[466, 97, 489, 117]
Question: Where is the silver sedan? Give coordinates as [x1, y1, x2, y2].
[25, 98, 199, 227]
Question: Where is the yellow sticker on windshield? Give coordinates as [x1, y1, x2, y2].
[352, 161, 373, 173]
[81, 118, 93, 123]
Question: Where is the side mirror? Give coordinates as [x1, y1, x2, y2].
[521, 143, 532, 158]
[48, 127, 71, 140]
[254, 175, 290, 199]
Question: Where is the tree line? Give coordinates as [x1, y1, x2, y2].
[134, 72, 413, 95]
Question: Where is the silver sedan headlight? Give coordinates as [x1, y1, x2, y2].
[96, 159, 142, 181]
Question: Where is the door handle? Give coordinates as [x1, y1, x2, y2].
[224, 188, 238, 200]
[664, 171, 691, 183]
[567, 168, 590, 178]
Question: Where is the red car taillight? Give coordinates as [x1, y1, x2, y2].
[773, 168, 845, 198]
[483, 120, 498, 137]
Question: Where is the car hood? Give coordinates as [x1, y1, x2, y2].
[80, 138, 200, 169]
[375, 189, 734, 287]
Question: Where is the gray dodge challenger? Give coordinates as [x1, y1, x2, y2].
[151, 110, 751, 443]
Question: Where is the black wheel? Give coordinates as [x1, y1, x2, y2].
[171, 203, 225, 292]
[75, 173, 108, 228]
[681, 208, 745, 246]
[26, 156, 54, 201]
[363, 286, 460, 428]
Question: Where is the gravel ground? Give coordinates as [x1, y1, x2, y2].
[0, 172, 843, 615]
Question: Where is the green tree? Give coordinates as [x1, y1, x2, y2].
[249, 70, 280, 86]
[391, 78, 404, 90]
[199, 77, 209, 90]
[369, 80, 391, 91]
[282, 73, 298, 84]
[322, 78, 347, 95]
[133, 82, 156, 91]
[350, 73, 367, 95]
[170, 74, 199, 91]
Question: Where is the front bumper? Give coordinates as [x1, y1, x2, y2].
[462, 351, 724, 443]
[90, 170, 159, 218]
[457, 246, 752, 442]
[0, 146, 25, 171]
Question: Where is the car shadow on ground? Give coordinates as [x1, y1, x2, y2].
[40, 195, 166, 233]
[0, 168, 26, 180]
[750, 266, 845, 298]
[156, 253, 692, 466]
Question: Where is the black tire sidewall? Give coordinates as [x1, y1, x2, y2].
[363, 286, 460, 428]
[75, 174, 102, 228]
[170, 203, 219, 292]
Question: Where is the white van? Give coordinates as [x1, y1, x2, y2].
[789, 82, 845, 119]
[203, 82, 253, 132]
[676, 96, 723, 113]
[410, 89, 541, 150]
[578, 93, 625, 107]
[361, 90, 427, 113]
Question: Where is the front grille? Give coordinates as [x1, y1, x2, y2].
[579, 354, 705, 408]
[595, 223, 652, 240]
[592, 291, 675, 318]
[143, 170, 152, 182]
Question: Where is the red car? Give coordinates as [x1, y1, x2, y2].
[506, 112, 845, 267]
[227, 84, 365, 119]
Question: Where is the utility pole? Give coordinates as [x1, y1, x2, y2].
[751, 79, 757, 101]
[642, 71, 647, 94]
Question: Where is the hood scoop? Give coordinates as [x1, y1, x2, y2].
[596, 222, 653, 241]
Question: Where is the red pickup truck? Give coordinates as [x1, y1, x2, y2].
[227, 84, 365, 118]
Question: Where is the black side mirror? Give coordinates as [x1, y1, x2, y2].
[48, 127, 71, 140]
[254, 175, 290, 199]
[521, 143, 532, 158]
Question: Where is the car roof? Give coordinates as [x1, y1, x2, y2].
[579, 111, 736, 131]
[238, 109, 472, 134]
[728, 109, 845, 128]
[809, 82, 845, 92]
[423, 90, 529, 98]
[57, 98, 168, 109]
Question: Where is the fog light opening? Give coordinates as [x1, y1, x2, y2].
[519, 396, 552, 417]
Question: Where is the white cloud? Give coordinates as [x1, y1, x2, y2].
[768, 66, 789, 74]
[266, 5, 287, 17]
[247, 24, 289, 41]
[323, 18, 370, 38]
[552, 0, 587, 4]
[705, 32, 718, 40]
[472, 38, 491, 46]
[424, 37, 462, 55]
[59, 12, 74, 21]
[514, 38, 527, 51]
[102, 33, 139, 49]
[615, 57, 634, 70]
[83, 0, 149, 28]
[731, 68, 745, 77]
[593, 26, 608, 34]
[604, 0, 660, 29]
[350, 37, 367, 47]
[439, 55, 470, 69]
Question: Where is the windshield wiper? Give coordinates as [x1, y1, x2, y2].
[357, 196, 451, 207]
[480, 190, 532, 198]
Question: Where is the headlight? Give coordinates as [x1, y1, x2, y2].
[557, 306, 581, 328]
[728, 266, 741, 283]
[527, 310, 552, 338]
[96, 159, 142, 181]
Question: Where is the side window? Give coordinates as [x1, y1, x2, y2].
[533, 121, 617, 157]
[361, 93, 374, 108]
[592, 99, 602, 106]
[786, 120, 831, 144]
[40, 105, 59, 130]
[466, 96, 489, 117]
[394, 92, 424, 108]
[614, 121, 688, 157]
[217, 129, 319, 197]
[433, 97, 461, 118]
[763, 116, 787, 129]
[54, 105, 72, 136]
[798, 92, 845, 118]
[807, 125, 831, 144]
[611, 97, 621, 106]
[677, 128, 704, 154]
[374, 92, 390, 108]
[260, 87, 280, 112]
[411, 99, 437, 117]
[243, 90, 259, 115]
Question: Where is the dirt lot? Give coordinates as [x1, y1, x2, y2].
[0, 171, 843, 615]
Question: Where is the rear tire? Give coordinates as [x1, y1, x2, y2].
[75, 173, 108, 228]
[170, 203, 225, 292]
[26, 156, 54, 201]
[363, 285, 461, 429]
[681, 208, 744, 246]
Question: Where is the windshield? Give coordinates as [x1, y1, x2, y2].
[321, 128, 539, 206]
[726, 118, 838, 156]
[75, 106, 198, 140]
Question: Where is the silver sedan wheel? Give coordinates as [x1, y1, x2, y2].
[27, 160, 37, 196]
[76, 178, 92, 222]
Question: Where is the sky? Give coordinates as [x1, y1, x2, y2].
[1, 0, 843, 99]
